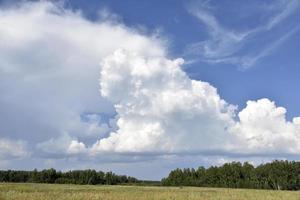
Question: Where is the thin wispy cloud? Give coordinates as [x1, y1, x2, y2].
[185, 0, 299, 69]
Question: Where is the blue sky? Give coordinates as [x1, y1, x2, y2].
[0, 0, 300, 180]
[67, 0, 300, 118]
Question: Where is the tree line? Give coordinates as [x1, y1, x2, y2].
[1, 160, 300, 190]
[161, 160, 300, 190]
[0, 169, 138, 185]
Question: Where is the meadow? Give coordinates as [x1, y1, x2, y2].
[0, 183, 300, 200]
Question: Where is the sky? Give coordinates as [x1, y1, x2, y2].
[0, 0, 300, 180]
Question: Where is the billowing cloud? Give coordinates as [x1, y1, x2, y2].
[0, 0, 300, 173]
[230, 99, 300, 154]
[89, 49, 300, 159]
[94, 50, 300, 156]
[0, 1, 164, 158]
[92, 49, 236, 153]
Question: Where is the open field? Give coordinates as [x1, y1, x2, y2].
[0, 183, 300, 200]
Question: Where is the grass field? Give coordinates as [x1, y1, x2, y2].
[0, 183, 300, 200]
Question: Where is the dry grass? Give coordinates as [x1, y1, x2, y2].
[0, 183, 300, 200]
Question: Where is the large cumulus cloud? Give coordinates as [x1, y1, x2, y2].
[92, 50, 236, 153]
[0, 1, 164, 159]
[1, 1, 300, 169]
[94, 50, 300, 156]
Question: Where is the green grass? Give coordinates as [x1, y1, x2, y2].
[0, 183, 300, 200]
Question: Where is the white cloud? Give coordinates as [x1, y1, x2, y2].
[67, 140, 87, 154]
[0, 138, 29, 158]
[91, 49, 300, 157]
[0, 1, 165, 158]
[230, 99, 300, 154]
[91, 49, 236, 154]
[1, 0, 300, 169]
[266, 0, 300, 29]
[186, 2, 247, 59]
[36, 133, 87, 156]
[185, 0, 299, 68]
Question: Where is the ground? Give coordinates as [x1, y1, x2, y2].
[0, 183, 300, 200]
